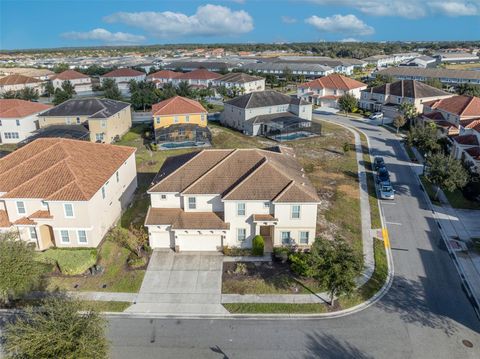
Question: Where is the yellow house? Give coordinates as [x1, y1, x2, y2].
[152, 96, 210, 145]
[38, 98, 132, 143]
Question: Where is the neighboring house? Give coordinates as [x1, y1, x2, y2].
[375, 67, 480, 85]
[0, 68, 54, 81]
[0, 138, 137, 249]
[151, 96, 210, 145]
[297, 73, 367, 108]
[421, 95, 480, 173]
[0, 74, 43, 95]
[38, 98, 132, 143]
[220, 90, 313, 137]
[241, 62, 334, 78]
[145, 146, 319, 252]
[434, 52, 480, 64]
[100, 68, 146, 95]
[400, 56, 437, 68]
[212, 72, 265, 94]
[359, 80, 453, 118]
[147, 70, 181, 88]
[363, 53, 418, 67]
[163, 61, 235, 72]
[51, 70, 93, 95]
[0, 99, 51, 144]
[171, 68, 221, 88]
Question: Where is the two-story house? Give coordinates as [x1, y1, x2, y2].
[171, 68, 221, 88]
[38, 98, 132, 143]
[212, 72, 265, 95]
[100, 68, 146, 95]
[0, 138, 137, 249]
[0, 99, 51, 144]
[51, 70, 93, 95]
[220, 90, 313, 137]
[297, 73, 367, 109]
[360, 80, 453, 119]
[152, 96, 210, 147]
[0, 74, 43, 96]
[147, 70, 181, 88]
[145, 147, 319, 252]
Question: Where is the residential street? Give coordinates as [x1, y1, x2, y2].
[107, 116, 480, 359]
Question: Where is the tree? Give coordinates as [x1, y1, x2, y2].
[399, 102, 417, 126]
[52, 88, 72, 105]
[393, 115, 407, 133]
[108, 225, 148, 258]
[265, 74, 276, 89]
[283, 66, 293, 83]
[0, 232, 45, 305]
[18, 87, 39, 101]
[426, 152, 469, 199]
[309, 238, 362, 306]
[102, 78, 123, 100]
[424, 78, 443, 89]
[2, 90, 18, 99]
[338, 93, 358, 114]
[129, 80, 158, 111]
[252, 235, 264, 256]
[52, 62, 69, 73]
[44, 80, 55, 97]
[457, 83, 480, 97]
[2, 296, 108, 359]
[176, 80, 192, 97]
[368, 74, 394, 88]
[61, 80, 76, 96]
[407, 123, 440, 154]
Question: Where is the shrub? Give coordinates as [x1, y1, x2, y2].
[252, 235, 264, 256]
[127, 253, 147, 269]
[223, 246, 253, 256]
[304, 163, 315, 173]
[288, 251, 314, 277]
[37, 249, 97, 275]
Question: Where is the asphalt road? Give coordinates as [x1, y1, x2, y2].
[107, 116, 480, 359]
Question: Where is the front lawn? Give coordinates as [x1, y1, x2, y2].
[37, 248, 97, 275]
[83, 301, 131, 312]
[444, 189, 480, 210]
[222, 261, 325, 295]
[419, 175, 442, 206]
[224, 303, 328, 314]
[46, 239, 145, 293]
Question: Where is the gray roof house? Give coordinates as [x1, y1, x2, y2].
[220, 90, 317, 140]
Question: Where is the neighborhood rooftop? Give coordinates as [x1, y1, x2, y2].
[152, 96, 206, 116]
[299, 73, 366, 90]
[102, 68, 145, 77]
[215, 72, 264, 83]
[225, 90, 308, 109]
[0, 74, 41, 85]
[0, 138, 135, 201]
[366, 80, 451, 99]
[0, 99, 51, 118]
[52, 69, 90, 80]
[40, 98, 130, 118]
[376, 67, 480, 81]
[424, 95, 480, 116]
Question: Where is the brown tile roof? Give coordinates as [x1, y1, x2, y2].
[176, 68, 221, 81]
[52, 70, 90, 81]
[147, 70, 181, 80]
[151, 147, 319, 203]
[29, 210, 53, 219]
[0, 99, 52, 118]
[465, 147, 480, 160]
[145, 208, 229, 230]
[152, 96, 206, 116]
[423, 111, 446, 121]
[0, 210, 11, 228]
[299, 73, 366, 91]
[452, 134, 479, 146]
[0, 138, 136, 201]
[424, 95, 480, 116]
[13, 217, 36, 225]
[464, 119, 480, 132]
[253, 214, 277, 222]
[0, 74, 41, 86]
[102, 68, 145, 78]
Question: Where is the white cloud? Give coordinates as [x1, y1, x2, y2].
[281, 16, 297, 24]
[307, 0, 479, 18]
[339, 38, 360, 42]
[61, 28, 146, 44]
[305, 14, 374, 36]
[103, 4, 254, 38]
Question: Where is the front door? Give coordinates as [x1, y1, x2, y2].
[259, 225, 273, 253]
[38, 225, 54, 250]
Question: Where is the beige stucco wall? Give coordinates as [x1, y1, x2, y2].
[0, 113, 40, 144]
[89, 106, 132, 143]
[39, 115, 89, 128]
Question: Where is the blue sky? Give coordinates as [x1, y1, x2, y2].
[1, 0, 479, 49]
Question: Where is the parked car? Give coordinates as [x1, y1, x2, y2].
[377, 167, 390, 183]
[373, 156, 385, 170]
[370, 112, 384, 120]
[379, 184, 395, 200]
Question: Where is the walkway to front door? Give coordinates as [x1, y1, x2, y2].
[125, 250, 228, 315]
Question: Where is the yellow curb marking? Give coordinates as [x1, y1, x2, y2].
[382, 228, 390, 248]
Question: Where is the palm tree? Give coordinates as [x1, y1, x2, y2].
[176, 81, 192, 98]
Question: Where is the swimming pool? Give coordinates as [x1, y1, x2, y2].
[275, 132, 312, 141]
[160, 141, 205, 149]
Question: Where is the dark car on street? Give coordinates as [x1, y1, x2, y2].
[376, 167, 390, 183]
[373, 156, 385, 170]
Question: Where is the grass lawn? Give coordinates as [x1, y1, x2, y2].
[224, 302, 328, 314]
[419, 175, 442, 206]
[0, 143, 17, 157]
[444, 189, 480, 210]
[47, 239, 145, 293]
[83, 301, 131, 312]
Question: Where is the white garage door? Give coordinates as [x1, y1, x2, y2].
[176, 234, 222, 252]
[149, 231, 172, 249]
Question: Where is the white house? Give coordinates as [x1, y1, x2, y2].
[145, 147, 320, 252]
[0, 138, 137, 249]
[0, 74, 43, 95]
[0, 99, 51, 144]
[100, 68, 146, 95]
[297, 73, 367, 108]
[51, 70, 93, 95]
[147, 70, 181, 88]
[212, 72, 265, 94]
[171, 68, 221, 88]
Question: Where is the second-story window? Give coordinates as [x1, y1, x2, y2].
[76, 117, 81, 124]
[188, 197, 196, 209]
[16, 201, 26, 215]
[263, 202, 270, 208]
[237, 203, 246, 216]
[101, 120, 107, 128]
[185, 115, 190, 123]
[16, 119, 20, 126]
[64, 203, 74, 218]
[291, 205, 301, 219]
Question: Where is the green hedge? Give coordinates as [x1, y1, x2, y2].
[252, 235, 264, 256]
[37, 248, 98, 275]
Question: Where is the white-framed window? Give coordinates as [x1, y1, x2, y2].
[76, 117, 81, 124]
[101, 120, 107, 128]
[77, 230, 87, 244]
[66, 118, 72, 125]
[188, 197, 196, 209]
[174, 116, 179, 123]
[16, 201, 26, 215]
[116, 171, 119, 183]
[156, 117, 160, 124]
[29, 227, 37, 240]
[237, 202, 246, 216]
[96, 133, 104, 142]
[161, 194, 167, 200]
[63, 203, 74, 218]
[4, 132, 19, 139]
[15, 119, 20, 126]
[281, 231, 291, 244]
[185, 115, 190, 123]
[299, 231, 309, 245]
[201, 114, 206, 121]
[101, 186, 106, 199]
[291, 205, 301, 219]
[60, 230, 70, 243]
[263, 201, 270, 208]
[41, 200, 48, 209]
[237, 228, 246, 242]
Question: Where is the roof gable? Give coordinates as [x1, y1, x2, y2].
[0, 74, 41, 86]
[152, 96, 206, 116]
[53, 70, 90, 81]
[0, 99, 51, 118]
[299, 73, 366, 91]
[102, 68, 145, 78]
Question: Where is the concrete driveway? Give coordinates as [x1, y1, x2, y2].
[125, 251, 228, 315]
